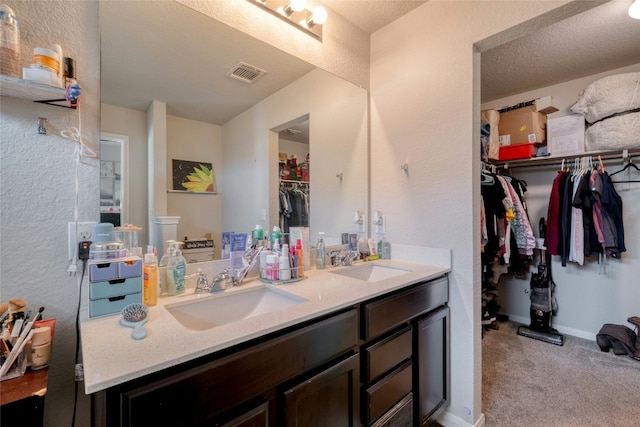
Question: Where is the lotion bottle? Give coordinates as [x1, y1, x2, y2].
[143, 249, 158, 306]
[295, 239, 304, 277]
[279, 244, 291, 280]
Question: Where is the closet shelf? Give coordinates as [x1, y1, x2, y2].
[492, 149, 640, 169]
[0, 75, 75, 109]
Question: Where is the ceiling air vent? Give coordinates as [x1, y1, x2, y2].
[227, 62, 266, 84]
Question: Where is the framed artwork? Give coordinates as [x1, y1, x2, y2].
[171, 159, 216, 193]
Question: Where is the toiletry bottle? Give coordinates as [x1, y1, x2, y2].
[158, 240, 175, 296]
[316, 232, 325, 269]
[290, 246, 298, 279]
[252, 224, 264, 246]
[266, 254, 279, 280]
[381, 237, 391, 260]
[279, 244, 291, 280]
[168, 246, 186, 295]
[270, 226, 282, 250]
[260, 250, 273, 279]
[143, 250, 158, 306]
[295, 239, 304, 277]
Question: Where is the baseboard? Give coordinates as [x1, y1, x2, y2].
[505, 314, 596, 341]
[438, 410, 485, 427]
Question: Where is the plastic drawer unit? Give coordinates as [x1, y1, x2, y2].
[88, 257, 142, 318]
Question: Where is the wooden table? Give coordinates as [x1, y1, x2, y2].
[0, 367, 48, 427]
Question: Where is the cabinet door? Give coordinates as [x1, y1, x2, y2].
[221, 402, 270, 427]
[416, 306, 449, 426]
[283, 353, 360, 427]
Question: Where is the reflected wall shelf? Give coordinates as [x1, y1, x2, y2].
[492, 149, 640, 169]
[0, 75, 75, 109]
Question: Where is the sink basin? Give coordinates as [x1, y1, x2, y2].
[165, 286, 307, 331]
[330, 264, 411, 282]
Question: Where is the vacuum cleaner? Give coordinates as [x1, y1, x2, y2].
[517, 218, 565, 346]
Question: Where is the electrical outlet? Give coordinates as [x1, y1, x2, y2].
[68, 221, 97, 260]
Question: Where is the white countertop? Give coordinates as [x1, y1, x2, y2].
[80, 258, 450, 394]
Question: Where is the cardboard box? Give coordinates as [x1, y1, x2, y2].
[498, 105, 547, 145]
[547, 114, 585, 156]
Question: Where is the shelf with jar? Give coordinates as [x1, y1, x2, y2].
[0, 75, 75, 109]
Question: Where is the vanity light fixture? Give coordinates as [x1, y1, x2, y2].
[249, 0, 327, 40]
[629, 0, 640, 19]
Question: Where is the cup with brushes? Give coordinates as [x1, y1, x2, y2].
[120, 303, 149, 340]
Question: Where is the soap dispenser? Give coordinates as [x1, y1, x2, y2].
[167, 243, 186, 295]
[316, 232, 325, 269]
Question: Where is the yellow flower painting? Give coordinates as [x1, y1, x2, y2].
[172, 159, 215, 193]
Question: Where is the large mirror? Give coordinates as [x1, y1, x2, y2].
[100, 1, 368, 257]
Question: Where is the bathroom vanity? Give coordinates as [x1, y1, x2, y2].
[81, 259, 450, 426]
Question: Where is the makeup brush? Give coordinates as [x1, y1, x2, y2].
[0, 306, 44, 377]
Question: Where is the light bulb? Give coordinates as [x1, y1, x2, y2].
[289, 0, 306, 12]
[629, 0, 640, 19]
[311, 6, 327, 25]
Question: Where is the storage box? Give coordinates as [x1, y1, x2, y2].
[498, 143, 538, 161]
[547, 114, 585, 156]
[499, 105, 547, 145]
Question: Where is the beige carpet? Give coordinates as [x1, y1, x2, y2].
[482, 321, 640, 427]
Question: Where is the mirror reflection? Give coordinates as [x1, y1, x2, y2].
[100, 1, 368, 258]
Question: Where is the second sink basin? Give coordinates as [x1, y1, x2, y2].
[330, 263, 412, 282]
[165, 286, 308, 331]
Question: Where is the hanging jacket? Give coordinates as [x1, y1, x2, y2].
[599, 171, 625, 258]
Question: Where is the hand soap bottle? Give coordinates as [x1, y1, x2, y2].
[316, 232, 325, 269]
[167, 243, 186, 295]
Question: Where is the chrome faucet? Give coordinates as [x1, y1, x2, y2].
[330, 250, 360, 266]
[209, 269, 239, 292]
[194, 270, 210, 293]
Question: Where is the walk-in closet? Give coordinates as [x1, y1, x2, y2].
[479, 1, 640, 424]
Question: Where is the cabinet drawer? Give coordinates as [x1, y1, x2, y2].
[89, 276, 142, 300]
[362, 276, 447, 340]
[371, 392, 413, 427]
[365, 326, 412, 384]
[89, 292, 142, 318]
[118, 258, 143, 278]
[365, 360, 412, 424]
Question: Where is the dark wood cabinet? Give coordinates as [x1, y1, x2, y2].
[221, 402, 270, 427]
[416, 305, 450, 426]
[283, 353, 360, 427]
[361, 276, 449, 427]
[92, 275, 449, 427]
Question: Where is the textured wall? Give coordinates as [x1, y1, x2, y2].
[369, 1, 589, 425]
[0, 1, 99, 426]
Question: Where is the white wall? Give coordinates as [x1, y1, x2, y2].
[222, 68, 368, 241]
[482, 62, 640, 339]
[101, 103, 149, 245]
[166, 115, 223, 250]
[177, 0, 370, 89]
[369, 1, 597, 425]
[0, 2, 100, 426]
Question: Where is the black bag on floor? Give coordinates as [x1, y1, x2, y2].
[596, 323, 640, 360]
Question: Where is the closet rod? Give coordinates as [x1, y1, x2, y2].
[496, 150, 640, 170]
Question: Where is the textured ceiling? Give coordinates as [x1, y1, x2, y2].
[481, 1, 640, 102]
[321, 0, 427, 33]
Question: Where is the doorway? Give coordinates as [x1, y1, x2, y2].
[99, 132, 129, 227]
